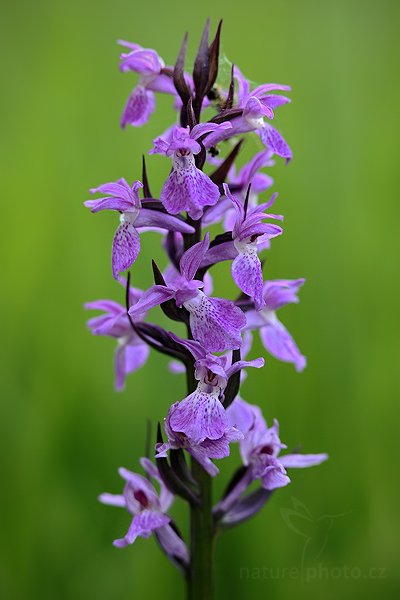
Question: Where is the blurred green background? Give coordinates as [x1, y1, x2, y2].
[1, 0, 399, 598]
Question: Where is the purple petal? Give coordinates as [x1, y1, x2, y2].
[251, 83, 291, 95]
[237, 150, 274, 188]
[160, 165, 220, 220]
[128, 285, 175, 318]
[121, 86, 155, 128]
[169, 389, 228, 444]
[260, 124, 292, 162]
[201, 241, 237, 269]
[191, 122, 232, 142]
[260, 457, 291, 490]
[233, 66, 251, 105]
[146, 73, 176, 95]
[189, 427, 243, 477]
[260, 95, 291, 109]
[140, 457, 174, 513]
[232, 247, 265, 311]
[135, 208, 195, 233]
[227, 397, 261, 435]
[114, 342, 150, 391]
[112, 221, 140, 279]
[85, 299, 124, 314]
[179, 233, 210, 281]
[89, 179, 133, 200]
[98, 493, 126, 507]
[221, 488, 272, 527]
[279, 453, 328, 469]
[213, 467, 253, 516]
[202, 195, 231, 226]
[201, 427, 243, 458]
[156, 524, 189, 563]
[239, 222, 283, 241]
[184, 293, 246, 352]
[117, 40, 141, 52]
[168, 332, 206, 360]
[244, 309, 266, 330]
[119, 48, 163, 74]
[113, 510, 170, 548]
[189, 446, 220, 476]
[259, 316, 306, 371]
[84, 196, 132, 213]
[225, 357, 264, 379]
[264, 278, 305, 310]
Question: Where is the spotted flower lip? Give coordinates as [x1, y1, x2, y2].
[156, 403, 243, 476]
[99, 458, 188, 562]
[84, 178, 195, 279]
[149, 123, 231, 219]
[245, 279, 307, 371]
[128, 234, 247, 352]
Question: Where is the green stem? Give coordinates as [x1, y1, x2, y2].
[187, 459, 214, 600]
[185, 322, 215, 599]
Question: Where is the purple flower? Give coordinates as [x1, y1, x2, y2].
[149, 123, 231, 219]
[128, 234, 247, 352]
[204, 67, 292, 161]
[202, 185, 283, 311]
[228, 398, 328, 491]
[156, 406, 243, 476]
[85, 285, 149, 391]
[164, 334, 263, 445]
[99, 457, 188, 563]
[203, 149, 275, 228]
[118, 42, 178, 128]
[245, 279, 307, 371]
[84, 178, 195, 279]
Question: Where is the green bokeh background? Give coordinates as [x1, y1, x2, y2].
[1, 0, 399, 598]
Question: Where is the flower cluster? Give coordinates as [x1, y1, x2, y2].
[85, 21, 327, 584]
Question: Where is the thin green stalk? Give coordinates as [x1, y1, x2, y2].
[185, 318, 215, 599]
[187, 459, 214, 600]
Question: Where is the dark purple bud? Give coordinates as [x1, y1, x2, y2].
[210, 139, 244, 186]
[170, 449, 199, 490]
[135, 322, 191, 363]
[223, 64, 235, 110]
[186, 98, 197, 130]
[173, 32, 191, 126]
[156, 424, 200, 506]
[223, 348, 241, 408]
[193, 19, 211, 104]
[206, 20, 222, 99]
[211, 107, 243, 125]
[141, 155, 152, 198]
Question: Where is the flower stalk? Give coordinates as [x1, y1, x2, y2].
[188, 460, 214, 599]
[84, 18, 328, 600]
